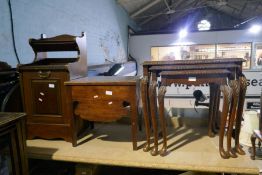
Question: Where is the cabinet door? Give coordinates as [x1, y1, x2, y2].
[31, 80, 61, 115]
[21, 71, 69, 124]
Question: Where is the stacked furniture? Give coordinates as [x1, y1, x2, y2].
[141, 58, 247, 158]
[18, 33, 87, 143]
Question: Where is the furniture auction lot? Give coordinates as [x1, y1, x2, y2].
[26, 123, 262, 175]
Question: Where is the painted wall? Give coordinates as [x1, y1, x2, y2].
[129, 29, 262, 111]
[129, 29, 262, 75]
[0, 0, 137, 67]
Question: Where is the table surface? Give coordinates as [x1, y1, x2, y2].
[65, 76, 140, 86]
[0, 112, 25, 126]
[143, 58, 245, 66]
[160, 69, 231, 76]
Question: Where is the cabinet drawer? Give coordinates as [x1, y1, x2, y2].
[22, 71, 68, 80]
[71, 85, 135, 101]
[74, 99, 129, 122]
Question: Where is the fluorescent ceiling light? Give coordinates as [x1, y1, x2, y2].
[179, 29, 188, 38]
[198, 20, 211, 31]
[249, 24, 261, 34]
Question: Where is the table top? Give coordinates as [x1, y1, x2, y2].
[160, 69, 231, 76]
[65, 76, 140, 86]
[149, 63, 240, 71]
[0, 112, 26, 126]
[143, 58, 245, 66]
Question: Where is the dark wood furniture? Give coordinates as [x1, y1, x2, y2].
[141, 58, 247, 158]
[250, 90, 262, 160]
[0, 112, 28, 175]
[157, 69, 232, 156]
[0, 69, 23, 112]
[65, 76, 140, 150]
[18, 33, 87, 143]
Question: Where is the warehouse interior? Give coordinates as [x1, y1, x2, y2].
[0, 0, 262, 174]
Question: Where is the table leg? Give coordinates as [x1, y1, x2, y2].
[149, 80, 158, 156]
[250, 133, 257, 160]
[227, 80, 240, 158]
[209, 84, 221, 136]
[208, 83, 216, 137]
[72, 101, 78, 147]
[130, 87, 138, 151]
[213, 85, 221, 134]
[219, 85, 232, 159]
[158, 86, 167, 156]
[235, 76, 247, 155]
[141, 77, 151, 152]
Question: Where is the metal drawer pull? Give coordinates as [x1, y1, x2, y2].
[38, 71, 51, 79]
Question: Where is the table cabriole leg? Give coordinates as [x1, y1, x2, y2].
[235, 76, 247, 155]
[250, 133, 256, 160]
[208, 83, 216, 137]
[141, 77, 151, 152]
[227, 80, 240, 158]
[158, 86, 167, 156]
[213, 85, 221, 134]
[219, 85, 232, 159]
[149, 80, 158, 156]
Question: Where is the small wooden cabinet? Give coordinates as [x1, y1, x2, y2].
[0, 112, 28, 175]
[18, 33, 87, 143]
[19, 70, 72, 141]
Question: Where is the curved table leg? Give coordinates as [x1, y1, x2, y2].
[235, 76, 247, 155]
[158, 86, 167, 156]
[227, 80, 240, 158]
[141, 77, 151, 152]
[149, 80, 159, 156]
[208, 83, 216, 137]
[250, 132, 257, 160]
[213, 85, 221, 134]
[219, 85, 232, 159]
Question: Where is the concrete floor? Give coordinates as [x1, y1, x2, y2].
[26, 122, 262, 174]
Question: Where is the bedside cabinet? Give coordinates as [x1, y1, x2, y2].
[18, 33, 87, 143]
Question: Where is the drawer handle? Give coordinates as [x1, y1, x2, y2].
[38, 71, 51, 79]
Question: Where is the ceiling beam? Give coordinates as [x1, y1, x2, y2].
[239, 2, 247, 18]
[164, 0, 171, 11]
[157, 0, 206, 30]
[140, 0, 185, 25]
[130, 0, 163, 18]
